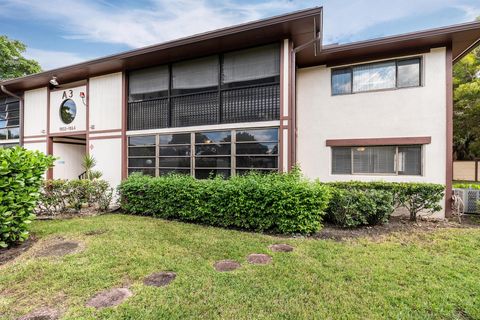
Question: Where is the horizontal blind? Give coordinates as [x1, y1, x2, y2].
[352, 61, 396, 92]
[223, 44, 280, 84]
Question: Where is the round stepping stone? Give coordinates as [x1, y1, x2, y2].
[18, 308, 60, 320]
[35, 241, 81, 258]
[143, 272, 176, 287]
[247, 254, 272, 265]
[268, 244, 294, 252]
[85, 288, 132, 309]
[213, 260, 241, 272]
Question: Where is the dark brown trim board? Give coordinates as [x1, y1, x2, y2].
[445, 45, 453, 217]
[86, 79, 90, 155]
[23, 140, 47, 144]
[325, 137, 432, 147]
[46, 87, 53, 180]
[121, 72, 128, 180]
[279, 40, 284, 172]
[24, 134, 47, 139]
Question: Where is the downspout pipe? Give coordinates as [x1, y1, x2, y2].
[289, 11, 323, 168]
[1, 85, 24, 146]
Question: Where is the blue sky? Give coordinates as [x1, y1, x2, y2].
[0, 0, 479, 71]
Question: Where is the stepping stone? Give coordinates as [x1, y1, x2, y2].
[143, 272, 176, 287]
[213, 260, 241, 272]
[35, 241, 81, 258]
[18, 307, 60, 320]
[247, 254, 272, 265]
[85, 288, 132, 309]
[268, 244, 294, 252]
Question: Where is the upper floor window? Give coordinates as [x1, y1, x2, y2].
[331, 57, 421, 95]
[127, 44, 280, 130]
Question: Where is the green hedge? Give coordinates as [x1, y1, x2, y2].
[119, 171, 332, 234]
[325, 188, 394, 227]
[453, 183, 480, 190]
[0, 147, 54, 248]
[326, 181, 445, 221]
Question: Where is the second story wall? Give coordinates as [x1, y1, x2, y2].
[89, 73, 123, 132]
[296, 47, 447, 185]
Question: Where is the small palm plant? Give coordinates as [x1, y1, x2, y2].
[81, 154, 102, 180]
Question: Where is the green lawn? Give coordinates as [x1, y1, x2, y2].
[1, 214, 480, 319]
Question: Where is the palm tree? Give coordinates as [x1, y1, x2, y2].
[82, 154, 97, 180]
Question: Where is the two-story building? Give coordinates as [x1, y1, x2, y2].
[1, 7, 480, 217]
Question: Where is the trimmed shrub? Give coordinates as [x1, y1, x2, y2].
[0, 147, 54, 248]
[453, 183, 480, 190]
[36, 179, 113, 215]
[119, 171, 332, 234]
[326, 181, 444, 221]
[325, 188, 394, 227]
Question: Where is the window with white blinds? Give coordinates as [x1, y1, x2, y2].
[222, 44, 280, 86]
[129, 66, 169, 102]
[331, 145, 422, 175]
[332, 57, 421, 95]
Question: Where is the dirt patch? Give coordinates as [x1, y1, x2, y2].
[213, 260, 241, 272]
[268, 244, 294, 252]
[247, 254, 272, 265]
[0, 236, 37, 266]
[17, 307, 60, 320]
[35, 241, 82, 258]
[85, 288, 132, 309]
[315, 215, 480, 241]
[143, 272, 176, 287]
[84, 229, 108, 236]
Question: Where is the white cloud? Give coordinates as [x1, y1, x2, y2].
[2, 0, 480, 69]
[24, 48, 90, 71]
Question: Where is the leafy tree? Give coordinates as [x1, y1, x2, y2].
[453, 17, 480, 160]
[0, 35, 41, 80]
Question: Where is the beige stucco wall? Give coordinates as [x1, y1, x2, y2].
[88, 73, 123, 132]
[90, 138, 122, 188]
[296, 48, 447, 216]
[52, 143, 85, 180]
[50, 86, 87, 135]
[24, 87, 48, 137]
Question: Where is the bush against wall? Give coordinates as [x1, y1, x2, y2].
[119, 171, 332, 234]
[0, 147, 54, 248]
[327, 181, 445, 221]
[35, 179, 113, 215]
[325, 188, 394, 227]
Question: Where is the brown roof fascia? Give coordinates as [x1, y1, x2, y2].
[0, 7, 322, 92]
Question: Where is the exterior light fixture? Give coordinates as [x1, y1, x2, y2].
[49, 76, 59, 86]
[356, 147, 366, 152]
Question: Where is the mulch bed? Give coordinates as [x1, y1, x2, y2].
[0, 236, 37, 266]
[314, 215, 480, 241]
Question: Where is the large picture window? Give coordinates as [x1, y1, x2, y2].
[128, 127, 279, 178]
[0, 97, 20, 141]
[331, 57, 421, 95]
[128, 44, 280, 130]
[331, 145, 422, 176]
